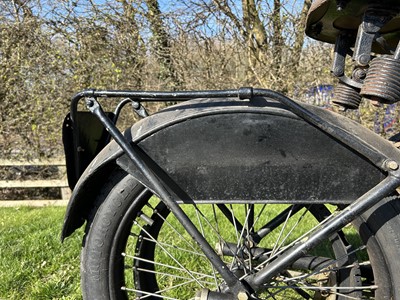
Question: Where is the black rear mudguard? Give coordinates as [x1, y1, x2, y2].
[62, 96, 399, 240]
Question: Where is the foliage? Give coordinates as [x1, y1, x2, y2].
[2, 0, 391, 160]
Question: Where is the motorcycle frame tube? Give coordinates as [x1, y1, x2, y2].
[71, 87, 400, 291]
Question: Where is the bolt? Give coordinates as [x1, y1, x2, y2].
[387, 160, 399, 170]
[357, 54, 370, 66]
[132, 101, 140, 109]
[86, 98, 95, 107]
[237, 291, 248, 300]
[353, 68, 366, 81]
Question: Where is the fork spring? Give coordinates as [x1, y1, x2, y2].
[360, 56, 400, 104]
[332, 82, 362, 109]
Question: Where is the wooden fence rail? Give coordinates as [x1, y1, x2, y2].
[0, 159, 71, 207]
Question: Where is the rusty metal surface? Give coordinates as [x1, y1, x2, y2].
[361, 56, 400, 103]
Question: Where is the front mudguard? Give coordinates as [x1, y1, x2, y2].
[62, 97, 398, 240]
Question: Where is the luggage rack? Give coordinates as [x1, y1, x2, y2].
[68, 87, 394, 172]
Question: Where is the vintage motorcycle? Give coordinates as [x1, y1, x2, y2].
[61, 0, 400, 299]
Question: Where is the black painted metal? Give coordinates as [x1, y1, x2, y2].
[118, 100, 384, 203]
[113, 98, 149, 122]
[70, 88, 246, 122]
[331, 33, 351, 78]
[62, 111, 115, 189]
[353, 13, 390, 67]
[85, 98, 249, 294]
[252, 88, 391, 170]
[112, 98, 134, 124]
[62, 97, 395, 240]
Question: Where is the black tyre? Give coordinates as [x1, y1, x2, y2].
[81, 171, 400, 299]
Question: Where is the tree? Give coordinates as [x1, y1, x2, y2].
[206, 0, 313, 91]
[0, 0, 334, 160]
[145, 0, 182, 88]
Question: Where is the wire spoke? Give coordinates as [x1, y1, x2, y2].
[270, 204, 294, 258]
[233, 204, 256, 274]
[273, 206, 310, 255]
[123, 254, 215, 280]
[211, 204, 222, 290]
[195, 206, 220, 290]
[132, 234, 206, 257]
[133, 221, 205, 288]
[152, 205, 200, 254]
[138, 273, 215, 299]
[126, 202, 376, 299]
[189, 203, 250, 270]
[253, 211, 338, 271]
[248, 203, 267, 236]
[134, 267, 215, 286]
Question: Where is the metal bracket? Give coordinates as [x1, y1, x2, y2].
[131, 100, 149, 118]
[332, 33, 353, 77]
[332, 11, 393, 95]
[353, 12, 392, 66]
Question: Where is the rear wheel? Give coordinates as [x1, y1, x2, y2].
[81, 172, 400, 299]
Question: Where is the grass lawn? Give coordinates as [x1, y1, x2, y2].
[0, 203, 364, 299]
[0, 206, 82, 299]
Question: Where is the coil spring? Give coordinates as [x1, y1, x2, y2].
[360, 56, 400, 104]
[332, 82, 362, 109]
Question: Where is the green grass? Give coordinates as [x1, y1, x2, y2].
[0, 207, 82, 299]
[0, 204, 365, 299]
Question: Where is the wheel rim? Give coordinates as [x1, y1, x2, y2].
[111, 192, 378, 299]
